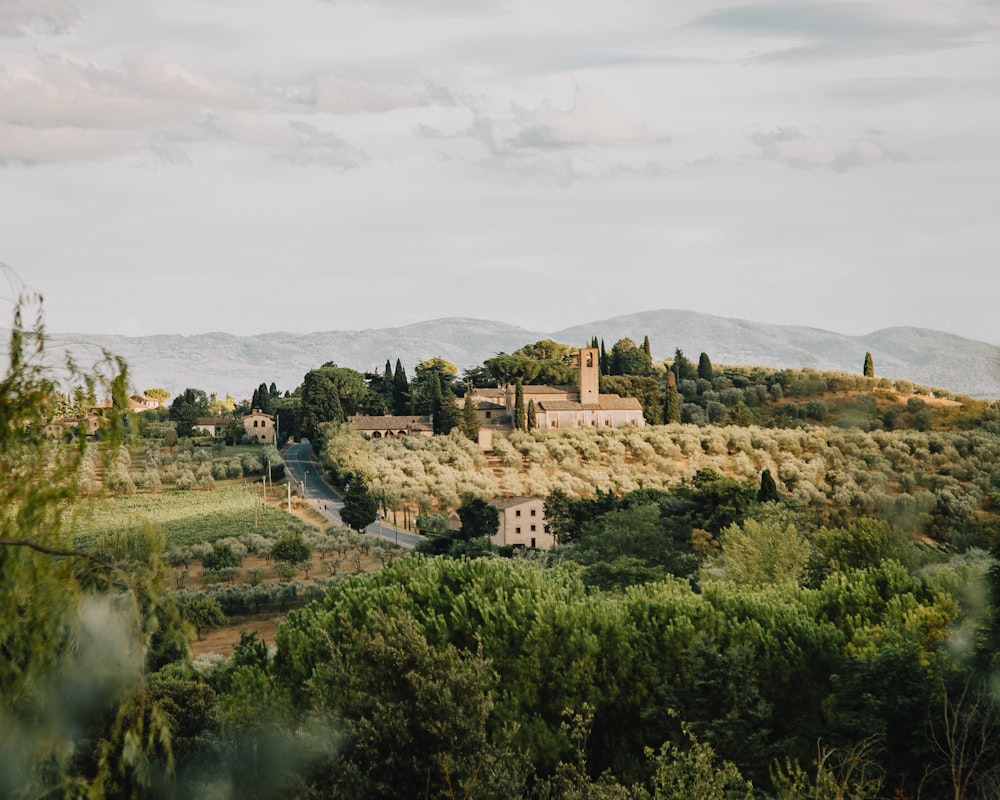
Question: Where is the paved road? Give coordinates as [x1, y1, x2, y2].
[282, 440, 424, 550]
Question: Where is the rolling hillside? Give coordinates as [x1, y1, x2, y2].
[7, 310, 998, 400]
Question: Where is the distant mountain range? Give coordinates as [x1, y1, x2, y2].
[9, 310, 1000, 401]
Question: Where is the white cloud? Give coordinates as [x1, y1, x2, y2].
[0, 0, 78, 37]
[0, 122, 135, 162]
[278, 120, 364, 168]
[746, 125, 907, 171]
[488, 87, 660, 152]
[463, 86, 670, 183]
[312, 75, 427, 114]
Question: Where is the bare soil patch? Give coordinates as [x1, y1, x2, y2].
[191, 612, 285, 657]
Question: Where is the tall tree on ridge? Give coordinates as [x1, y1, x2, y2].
[392, 359, 410, 415]
[672, 348, 697, 382]
[664, 370, 682, 424]
[514, 379, 526, 431]
[698, 352, 714, 381]
[462, 394, 480, 442]
[864, 352, 875, 378]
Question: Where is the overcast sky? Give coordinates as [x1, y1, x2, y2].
[2, 0, 998, 344]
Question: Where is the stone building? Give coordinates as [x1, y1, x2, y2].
[469, 347, 645, 431]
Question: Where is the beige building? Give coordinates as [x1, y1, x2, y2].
[348, 414, 434, 439]
[244, 410, 276, 445]
[470, 347, 645, 432]
[45, 414, 102, 440]
[490, 495, 553, 550]
[128, 394, 162, 412]
[447, 495, 554, 550]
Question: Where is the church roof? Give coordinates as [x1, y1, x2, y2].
[537, 395, 642, 412]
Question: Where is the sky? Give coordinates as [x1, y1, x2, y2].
[1, 0, 998, 344]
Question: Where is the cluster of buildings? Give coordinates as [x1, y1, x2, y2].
[348, 347, 644, 449]
[46, 395, 278, 447]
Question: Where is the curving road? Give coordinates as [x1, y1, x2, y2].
[282, 440, 424, 549]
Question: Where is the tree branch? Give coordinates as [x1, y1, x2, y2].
[0, 538, 113, 569]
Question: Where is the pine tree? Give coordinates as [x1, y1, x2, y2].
[863, 352, 874, 378]
[462, 394, 480, 442]
[664, 370, 682, 424]
[527, 399, 537, 431]
[698, 352, 714, 381]
[514, 378, 526, 431]
[341, 478, 379, 531]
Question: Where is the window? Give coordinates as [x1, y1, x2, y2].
[485, 411, 492, 419]
[254, 420, 259, 427]
[530, 538, 536, 548]
[515, 509, 521, 517]
[530, 509, 536, 516]
[530, 525, 536, 532]
[516, 527, 521, 534]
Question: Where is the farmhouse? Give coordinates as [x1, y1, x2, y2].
[244, 410, 277, 445]
[348, 414, 434, 439]
[490, 495, 553, 550]
[470, 347, 645, 431]
[448, 495, 554, 550]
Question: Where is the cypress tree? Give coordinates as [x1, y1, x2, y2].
[383, 358, 393, 399]
[430, 373, 445, 434]
[863, 352, 874, 378]
[758, 468, 780, 503]
[462, 394, 480, 442]
[698, 352, 714, 381]
[255, 382, 274, 413]
[392, 359, 410, 415]
[642, 335, 651, 359]
[600, 340, 609, 375]
[664, 370, 681, 424]
[438, 387, 460, 435]
[514, 379, 526, 431]
[527, 399, 537, 431]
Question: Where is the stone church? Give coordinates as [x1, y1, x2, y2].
[470, 347, 645, 433]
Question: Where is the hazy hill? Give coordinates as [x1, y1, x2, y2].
[8, 310, 999, 401]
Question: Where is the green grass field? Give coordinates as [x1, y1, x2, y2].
[70, 485, 300, 549]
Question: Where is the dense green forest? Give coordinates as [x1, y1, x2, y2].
[4, 300, 1000, 799]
